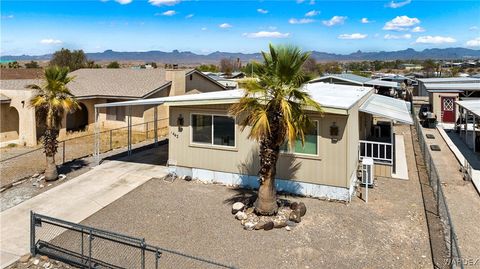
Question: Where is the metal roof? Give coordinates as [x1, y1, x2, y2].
[359, 94, 413, 125]
[417, 77, 480, 83]
[95, 82, 373, 114]
[456, 100, 480, 118]
[309, 73, 371, 85]
[424, 83, 480, 91]
[364, 79, 400, 89]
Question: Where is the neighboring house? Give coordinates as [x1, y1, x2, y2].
[0, 69, 226, 146]
[425, 83, 480, 123]
[309, 73, 401, 97]
[400, 64, 423, 71]
[205, 74, 238, 89]
[95, 83, 413, 201]
[415, 77, 480, 97]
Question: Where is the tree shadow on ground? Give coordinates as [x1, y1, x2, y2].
[57, 159, 89, 175]
[223, 147, 303, 206]
[100, 140, 168, 166]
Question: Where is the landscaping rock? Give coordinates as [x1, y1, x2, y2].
[244, 222, 255, 231]
[40, 255, 49, 261]
[32, 182, 39, 187]
[39, 184, 45, 188]
[273, 220, 287, 228]
[235, 211, 248, 220]
[58, 174, 66, 180]
[254, 221, 266, 230]
[286, 220, 297, 227]
[263, 221, 274, 231]
[19, 254, 31, 263]
[232, 202, 245, 214]
[288, 210, 302, 223]
[245, 207, 254, 214]
[183, 176, 192, 181]
[298, 202, 307, 217]
[285, 226, 292, 231]
[38, 176, 45, 181]
[32, 173, 40, 178]
[290, 202, 299, 210]
[33, 259, 39, 265]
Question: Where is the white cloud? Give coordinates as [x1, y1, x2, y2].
[309, 0, 315, 4]
[161, 10, 176, 16]
[411, 26, 425, 32]
[201, 27, 207, 31]
[337, 33, 367, 40]
[469, 26, 479, 31]
[383, 15, 420, 31]
[185, 14, 194, 18]
[361, 18, 371, 24]
[148, 0, 180, 6]
[243, 31, 290, 38]
[322, 16, 347, 27]
[1, 15, 14, 19]
[415, 35, 456, 44]
[384, 33, 412, 39]
[289, 18, 315, 24]
[466, 37, 480, 47]
[219, 23, 232, 28]
[40, 39, 63, 45]
[386, 0, 411, 8]
[305, 10, 319, 17]
[257, 9, 268, 14]
[115, 0, 132, 4]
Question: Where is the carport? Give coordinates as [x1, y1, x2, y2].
[456, 100, 480, 152]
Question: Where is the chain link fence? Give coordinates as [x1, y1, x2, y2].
[0, 119, 168, 188]
[413, 114, 464, 269]
[31, 212, 235, 269]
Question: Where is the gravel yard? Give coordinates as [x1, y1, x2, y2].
[78, 129, 432, 269]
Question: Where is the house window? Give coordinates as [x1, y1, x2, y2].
[106, 100, 126, 122]
[281, 121, 318, 155]
[191, 114, 235, 147]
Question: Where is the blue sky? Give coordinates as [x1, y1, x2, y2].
[1, 0, 479, 56]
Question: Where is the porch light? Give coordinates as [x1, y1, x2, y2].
[177, 114, 184, 127]
[330, 122, 339, 143]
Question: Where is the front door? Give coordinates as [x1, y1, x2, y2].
[441, 97, 455, 123]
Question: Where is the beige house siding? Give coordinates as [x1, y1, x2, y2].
[168, 104, 356, 188]
[186, 72, 225, 94]
[428, 92, 459, 123]
[0, 89, 37, 146]
[0, 103, 20, 142]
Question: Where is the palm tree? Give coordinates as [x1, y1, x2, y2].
[28, 66, 79, 181]
[230, 44, 322, 215]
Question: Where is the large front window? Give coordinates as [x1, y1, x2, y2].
[191, 114, 235, 147]
[281, 121, 318, 155]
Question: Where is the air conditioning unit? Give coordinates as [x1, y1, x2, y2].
[361, 157, 374, 187]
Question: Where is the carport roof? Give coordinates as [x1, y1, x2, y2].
[359, 94, 413, 125]
[456, 100, 480, 118]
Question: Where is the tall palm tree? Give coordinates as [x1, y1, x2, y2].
[28, 66, 79, 181]
[230, 44, 322, 215]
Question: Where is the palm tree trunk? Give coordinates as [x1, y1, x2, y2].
[255, 135, 280, 215]
[45, 155, 58, 181]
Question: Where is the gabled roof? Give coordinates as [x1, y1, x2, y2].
[0, 79, 43, 90]
[67, 69, 173, 99]
[309, 73, 371, 85]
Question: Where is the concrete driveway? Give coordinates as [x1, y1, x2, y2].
[0, 147, 168, 268]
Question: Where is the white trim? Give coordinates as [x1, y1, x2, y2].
[189, 112, 237, 149]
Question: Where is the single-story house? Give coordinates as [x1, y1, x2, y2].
[205, 74, 238, 89]
[415, 77, 480, 97]
[309, 73, 401, 97]
[425, 83, 480, 123]
[0, 68, 226, 146]
[94, 83, 413, 201]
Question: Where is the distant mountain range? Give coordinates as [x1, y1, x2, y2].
[2, 48, 480, 63]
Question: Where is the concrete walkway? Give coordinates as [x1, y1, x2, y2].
[392, 134, 409, 180]
[0, 153, 168, 268]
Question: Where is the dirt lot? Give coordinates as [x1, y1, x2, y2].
[77, 128, 432, 269]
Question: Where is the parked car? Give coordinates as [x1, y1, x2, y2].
[418, 104, 432, 120]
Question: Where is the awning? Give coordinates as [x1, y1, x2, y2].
[456, 100, 480, 118]
[359, 94, 413, 125]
